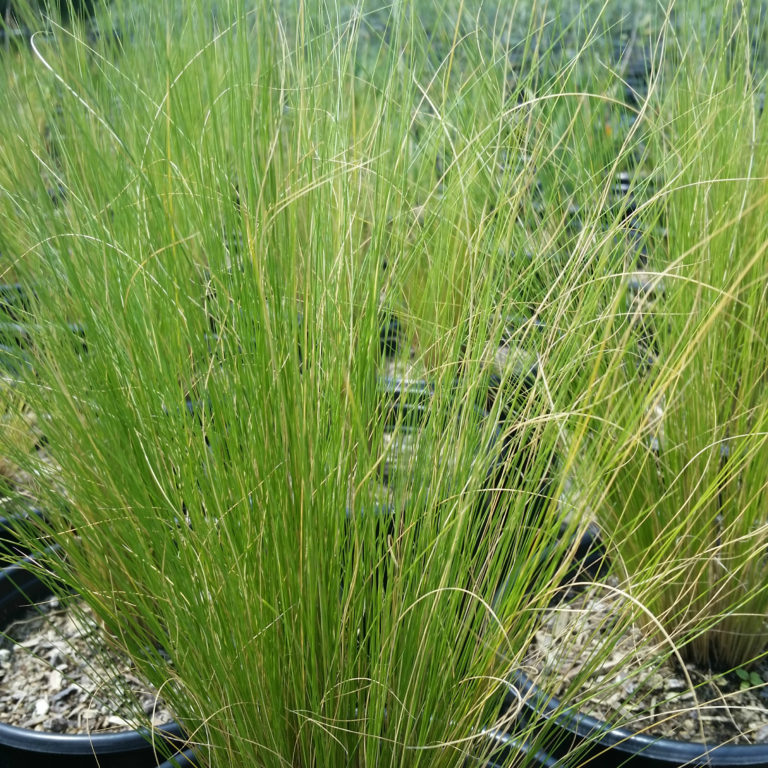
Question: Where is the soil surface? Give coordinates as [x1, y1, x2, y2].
[524, 584, 768, 746]
[0, 594, 172, 734]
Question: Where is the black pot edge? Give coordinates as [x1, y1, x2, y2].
[0, 507, 45, 560]
[0, 720, 188, 757]
[481, 725, 558, 768]
[0, 557, 189, 759]
[507, 669, 768, 766]
[156, 747, 198, 768]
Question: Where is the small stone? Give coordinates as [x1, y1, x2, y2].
[0, 648, 12, 663]
[643, 673, 663, 691]
[48, 643, 69, 667]
[18, 637, 43, 649]
[107, 715, 131, 728]
[39, 597, 59, 613]
[52, 685, 79, 703]
[756, 724, 768, 743]
[21, 716, 46, 729]
[34, 699, 49, 717]
[48, 670, 63, 692]
[44, 716, 68, 733]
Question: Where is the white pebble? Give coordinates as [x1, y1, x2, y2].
[34, 699, 50, 717]
[48, 670, 63, 691]
[107, 715, 131, 728]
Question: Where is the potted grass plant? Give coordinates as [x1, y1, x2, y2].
[510, 3, 768, 764]
[0, 1, 637, 766]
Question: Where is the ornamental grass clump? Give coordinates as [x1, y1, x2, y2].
[0, 0, 653, 765]
[475, 2, 768, 754]
[576, 0, 768, 675]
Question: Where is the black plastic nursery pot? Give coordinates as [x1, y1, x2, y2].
[155, 748, 198, 768]
[0, 508, 44, 565]
[0, 284, 35, 374]
[0, 559, 187, 768]
[497, 669, 768, 768]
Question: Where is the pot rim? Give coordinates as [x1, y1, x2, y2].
[0, 719, 186, 755]
[509, 669, 768, 766]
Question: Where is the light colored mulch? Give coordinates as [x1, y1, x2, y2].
[524, 585, 768, 746]
[0, 594, 172, 734]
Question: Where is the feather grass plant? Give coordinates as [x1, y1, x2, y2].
[361, 0, 768, 758]
[579, 0, 768, 673]
[0, 0, 652, 765]
[509, 1, 768, 754]
[12, 0, 766, 760]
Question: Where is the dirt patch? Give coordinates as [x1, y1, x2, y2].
[524, 585, 768, 746]
[0, 594, 172, 734]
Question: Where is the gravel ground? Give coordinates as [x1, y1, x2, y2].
[525, 585, 768, 746]
[0, 594, 173, 734]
